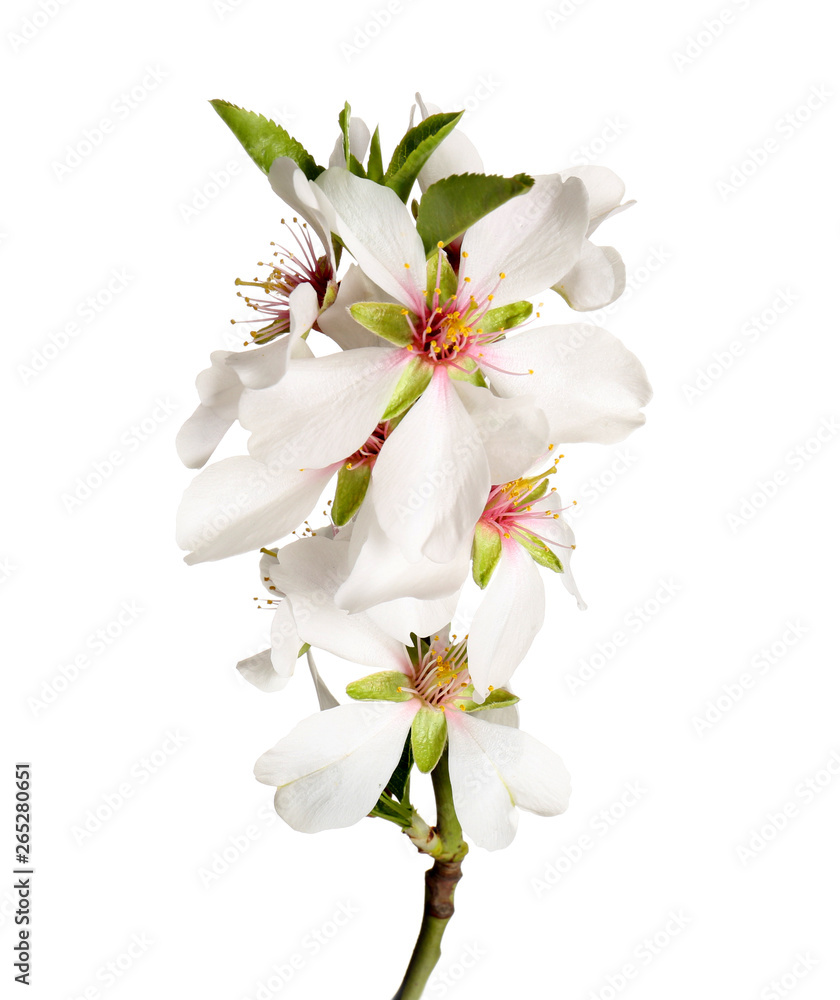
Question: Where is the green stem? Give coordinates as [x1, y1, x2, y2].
[392, 748, 468, 1000]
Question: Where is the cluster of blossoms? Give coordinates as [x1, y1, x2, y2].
[177, 95, 650, 978]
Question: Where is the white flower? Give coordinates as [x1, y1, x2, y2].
[414, 94, 632, 311]
[239, 168, 648, 563]
[235, 532, 459, 693]
[466, 457, 584, 700]
[254, 634, 571, 850]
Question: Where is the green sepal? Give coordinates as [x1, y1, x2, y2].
[296, 642, 311, 658]
[349, 302, 417, 346]
[367, 125, 384, 182]
[480, 300, 533, 334]
[381, 356, 433, 419]
[518, 530, 564, 573]
[411, 706, 448, 773]
[471, 521, 502, 589]
[332, 462, 372, 526]
[451, 688, 521, 713]
[209, 100, 321, 179]
[384, 112, 464, 203]
[415, 172, 535, 255]
[346, 671, 413, 702]
[519, 477, 550, 505]
[426, 254, 458, 310]
[447, 360, 487, 387]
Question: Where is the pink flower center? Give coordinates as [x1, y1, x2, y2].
[404, 248, 525, 374]
[480, 453, 572, 546]
[343, 420, 393, 470]
[231, 218, 333, 345]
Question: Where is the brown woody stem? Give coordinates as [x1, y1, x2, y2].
[392, 748, 468, 1000]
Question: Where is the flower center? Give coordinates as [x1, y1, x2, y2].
[481, 449, 570, 543]
[343, 420, 393, 470]
[231, 218, 333, 345]
[401, 637, 472, 710]
[406, 247, 513, 371]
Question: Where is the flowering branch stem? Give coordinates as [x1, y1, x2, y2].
[392, 747, 468, 1000]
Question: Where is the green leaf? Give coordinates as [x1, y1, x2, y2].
[349, 302, 417, 346]
[425, 254, 458, 309]
[415, 172, 535, 255]
[367, 125, 384, 182]
[385, 734, 414, 804]
[210, 100, 321, 180]
[518, 530, 564, 573]
[382, 356, 433, 419]
[481, 300, 533, 334]
[471, 520, 502, 588]
[369, 795, 412, 827]
[338, 101, 351, 165]
[332, 463, 372, 526]
[452, 688, 521, 713]
[346, 671, 413, 702]
[384, 111, 464, 202]
[411, 706, 448, 773]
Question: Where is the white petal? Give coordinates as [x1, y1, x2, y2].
[460, 175, 589, 305]
[415, 97, 485, 192]
[176, 457, 335, 564]
[306, 650, 339, 710]
[467, 541, 545, 701]
[317, 264, 387, 351]
[560, 165, 626, 224]
[236, 648, 289, 693]
[483, 325, 652, 445]
[366, 592, 459, 645]
[452, 381, 549, 484]
[372, 368, 491, 563]
[255, 701, 417, 832]
[268, 157, 333, 259]
[227, 283, 321, 389]
[447, 710, 572, 850]
[336, 498, 470, 610]
[269, 601, 303, 683]
[176, 352, 242, 468]
[240, 347, 406, 470]
[269, 536, 410, 671]
[314, 168, 426, 311]
[553, 241, 626, 312]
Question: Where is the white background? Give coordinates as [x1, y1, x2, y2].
[3, 0, 838, 998]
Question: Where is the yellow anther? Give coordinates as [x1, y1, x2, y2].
[499, 272, 506, 279]
[462, 251, 469, 257]
[488, 685, 495, 692]
[487, 294, 494, 301]
[463, 276, 471, 283]
[401, 308, 408, 315]
[437, 241, 444, 248]
[346, 463, 353, 469]
[504, 532, 511, 538]
[459, 704, 466, 711]
[528, 369, 534, 374]
[404, 262, 411, 268]
[397, 686, 403, 693]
